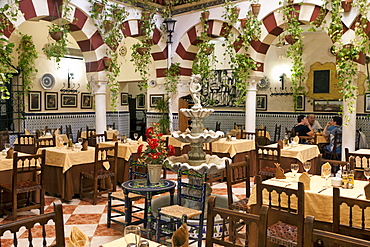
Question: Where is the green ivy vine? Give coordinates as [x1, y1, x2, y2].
[164, 62, 180, 93]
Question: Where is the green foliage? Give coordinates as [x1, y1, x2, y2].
[0, 0, 20, 34]
[16, 34, 38, 94]
[0, 36, 16, 99]
[164, 62, 180, 94]
[221, 0, 239, 67]
[154, 96, 170, 134]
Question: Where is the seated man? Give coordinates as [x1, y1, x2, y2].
[322, 116, 342, 155]
[308, 114, 322, 132]
[293, 115, 315, 137]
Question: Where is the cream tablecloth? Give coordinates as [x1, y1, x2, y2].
[248, 173, 370, 227]
[266, 144, 320, 163]
[102, 235, 160, 247]
[0, 152, 37, 171]
[99, 141, 142, 161]
[211, 138, 255, 158]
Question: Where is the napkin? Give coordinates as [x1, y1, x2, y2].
[6, 147, 13, 159]
[321, 162, 331, 178]
[299, 172, 310, 190]
[138, 136, 143, 144]
[365, 183, 370, 200]
[81, 140, 88, 151]
[69, 226, 89, 247]
[54, 129, 59, 135]
[112, 133, 118, 141]
[274, 163, 286, 179]
[24, 129, 30, 135]
[293, 135, 300, 144]
[56, 138, 63, 148]
[171, 223, 189, 247]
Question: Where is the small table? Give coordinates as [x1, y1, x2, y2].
[121, 179, 176, 236]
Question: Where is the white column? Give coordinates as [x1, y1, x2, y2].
[91, 80, 107, 134]
[167, 42, 174, 133]
[245, 78, 258, 132]
[342, 100, 356, 160]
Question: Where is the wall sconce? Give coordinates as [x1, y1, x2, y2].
[163, 18, 177, 43]
[60, 70, 80, 93]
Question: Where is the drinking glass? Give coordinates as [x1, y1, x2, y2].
[364, 167, 370, 183]
[291, 163, 299, 182]
[322, 167, 331, 188]
[4, 143, 10, 150]
[133, 133, 139, 141]
[124, 225, 141, 247]
[303, 162, 311, 174]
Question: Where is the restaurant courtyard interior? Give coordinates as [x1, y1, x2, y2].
[2, 0, 370, 246]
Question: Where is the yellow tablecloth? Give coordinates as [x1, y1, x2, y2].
[266, 144, 320, 163]
[102, 235, 160, 247]
[0, 152, 35, 172]
[81, 130, 119, 139]
[248, 173, 370, 227]
[351, 149, 370, 155]
[37, 147, 98, 173]
[211, 138, 255, 157]
[316, 135, 328, 144]
[99, 141, 142, 161]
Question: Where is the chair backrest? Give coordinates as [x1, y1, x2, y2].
[129, 158, 147, 180]
[255, 142, 281, 178]
[273, 124, 281, 143]
[333, 187, 370, 240]
[332, 131, 342, 153]
[256, 175, 305, 246]
[215, 121, 221, 131]
[317, 154, 350, 176]
[256, 126, 270, 145]
[304, 215, 370, 247]
[94, 133, 106, 144]
[94, 142, 118, 184]
[225, 157, 250, 209]
[14, 134, 37, 154]
[86, 126, 96, 146]
[177, 167, 207, 214]
[0, 128, 9, 149]
[241, 131, 255, 140]
[285, 127, 295, 138]
[107, 123, 115, 130]
[234, 122, 244, 130]
[66, 125, 72, 139]
[36, 136, 56, 149]
[205, 195, 268, 247]
[0, 200, 65, 247]
[298, 135, 317, 145]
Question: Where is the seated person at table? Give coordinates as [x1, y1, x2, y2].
[308, 114, 322, 132]
[322, 116, 342, 153]
[293, 115, 315, 139]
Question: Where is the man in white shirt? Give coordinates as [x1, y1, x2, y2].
[308, 114, 322, 131]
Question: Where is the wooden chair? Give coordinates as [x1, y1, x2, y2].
[355, 128, 362, 150]
[241, 131, 255, 140]
[66, 125, 72, 140]
[304, 215, 370, 247]
[80, 142, 118, 205]
[225, 156, 250, 212]
[215, 121, 221, 131]
[256, 175, 305, 247]
[255, 142, 281, 179]
[345, 148, 369, 179]
[298, 135, 317, 144]
[0, 128, 9, 149]
[333, 187, 370, 240]
[317, 154, 350, 176]
[36, 136, 56, 150]
[0, 150, 46, 221]
[107, 158, 147, 228]
[256, 126, 270, 145]
[322, 131, 342, 160]
[14, 133, 37, 154]
[272, 124, 281, 144]
[0, 200, 65, 247]
[86, 126, 96, 146]
[156, 167, 207, 247]
[205, 195, 268, 247]
[285, 127, 295, 138]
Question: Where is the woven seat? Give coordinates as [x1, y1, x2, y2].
[81, 169, 115, 179]
[159, 205, 202, 219]
[267, 221, 298, 245]
[256, 142, 281, 180]
[110, 191, 144, 201]
[231, 198, 249, 211]
[0, 180, 41, 193]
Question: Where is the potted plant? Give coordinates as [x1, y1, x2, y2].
[43, 22, 70, 64]
[201, 9, 210, 21]
[341, 0, 353, 12]
[251, 1, 261, 16]
[137, 123, 175, 183]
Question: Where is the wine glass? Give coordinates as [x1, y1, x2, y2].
[133, 133, 139, 141]
[322, 166, 331, 188]
[364, 167, 370, 183]
[124, 225, 141, 247]
[303, 162, 311, 174]
[291, 163, 299, 182]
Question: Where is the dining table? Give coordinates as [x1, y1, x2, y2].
[80, 130, 119, 140]
[101, 234, 162, 247]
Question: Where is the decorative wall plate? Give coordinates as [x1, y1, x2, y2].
[119, 45, 127, 57]
[149, 80, 157, 88]
[40, 73, 55, 90]
[257, 76, 270, 90]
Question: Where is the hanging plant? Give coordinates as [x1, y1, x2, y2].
[341, 0, 353, 12]
[164, 62, 180, 94]
[221, 0, 239, 68]
[16, 34, 38, 94]
[0, 0, 20, 35]
[0, 36, 16, 99]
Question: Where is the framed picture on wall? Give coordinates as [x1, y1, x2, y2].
[150, 94, 164, 107]
[313, 100, 342, 112]
[137, 94, 145, 108]
[256, 94, 267, 111]
[121, 93, 129, 105]
[45, 92, 58, 110]
[296, 95, 305, 111]
[29, 91, 41, 111]
[81, 93, 92, 109]
[61, 94, 77, 108]
[365, 94, 370, 113]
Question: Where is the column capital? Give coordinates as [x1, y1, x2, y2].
[90, 80, 108, 95]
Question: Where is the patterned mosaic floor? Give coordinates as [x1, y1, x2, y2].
[0, 171, 248, 247]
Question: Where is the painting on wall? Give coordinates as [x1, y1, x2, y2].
[29, 91, 41, 111]
[296, 95, 305, 111]
[81, 93, 92, 109]
[137, 94, 145, 108]
[45, 92, 58, 110]
[365, 94, 370, 113]
[313, 100, 342, 112]
[256, 94, 267, 111]
[61, 94, 77, 108]
[121, 93, 129, 105]
[150, 94, 164, 107]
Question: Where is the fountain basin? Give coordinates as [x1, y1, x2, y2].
[180, 108, 214, 118]
[172, 130, 223, 144]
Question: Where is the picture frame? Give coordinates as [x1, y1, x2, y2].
[29, 91, 41, 111]
[313, 100, 342, 112]
[81, 93, 92, 109]
[137, 94, 145, 108]
[256, 94, 267, 111]
[121, 93, 129, 105]
[150, 94, 164, 107]
[365, 94, 370, 113]
[296, 95, 305, 111]
[45, 92, 58, 110]
[61, 94, 77, 108]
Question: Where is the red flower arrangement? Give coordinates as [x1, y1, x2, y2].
[137, 123, 175, 165]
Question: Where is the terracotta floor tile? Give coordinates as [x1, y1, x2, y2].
[79, 198, 108, 205]
[44, 205, 78, 214]
[19, 225, 56, 239]
[65, 214, 102, 225]
[94, 224, 124, 236]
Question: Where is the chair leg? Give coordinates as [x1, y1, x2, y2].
[107, 193, 112, 228]
[12, 192, 17, 221]
[155, 208, 161, 242]
[40, 189, 45, 215]
[79, 175, 83, 200]
[93, 178, 98, 205]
